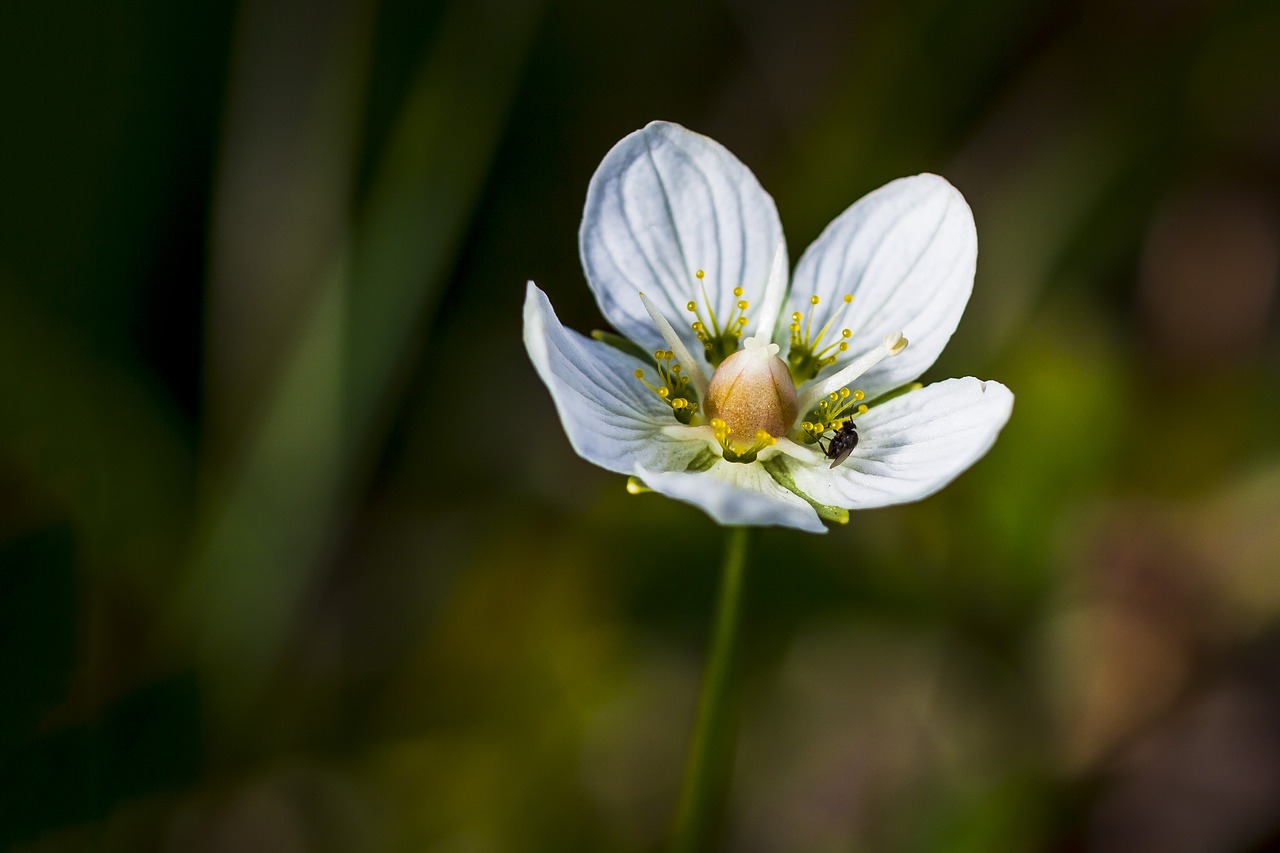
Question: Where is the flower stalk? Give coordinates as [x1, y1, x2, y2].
[670, 525, 752, 853]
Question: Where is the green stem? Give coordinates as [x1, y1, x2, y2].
[670, 525, 752, 853]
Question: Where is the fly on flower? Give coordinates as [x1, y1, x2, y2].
[524, 121, 1013, 533]
[820, 420, 860, 470]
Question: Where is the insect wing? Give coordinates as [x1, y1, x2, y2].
[829, 447, 855, 469]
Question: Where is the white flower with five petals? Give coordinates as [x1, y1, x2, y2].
[524, 121, 1013, 533]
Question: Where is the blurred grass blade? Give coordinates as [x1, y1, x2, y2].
[204, 0, 375, 458]
[180, 0, 544, 714]
[345, 0, 545, 439]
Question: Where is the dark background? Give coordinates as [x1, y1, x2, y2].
[3, 0, 1280, 849]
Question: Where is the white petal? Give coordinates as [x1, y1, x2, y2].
[636, 460, 826, 533]
[523, 283, 710, 475]
[786, 378, 1013, 510]
[787, 174, 977, 400]
[580, 121, 786, 361]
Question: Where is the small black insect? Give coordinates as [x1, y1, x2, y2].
[819, 420, 860, 469]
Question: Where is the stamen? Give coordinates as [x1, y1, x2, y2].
[710, 417, 731, 447]
[682, 268, 753, 366]
[787, 293, 857, 381]
[811, 295, 855, 358]
[797, 331, 908, 413]
[708, 418, 776, 464]
[634, 356, 699, 425]
[799, 386, 867, 443]
[698, 272, 722, 338]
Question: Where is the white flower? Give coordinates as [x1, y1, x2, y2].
[524, 121, 1013, 533]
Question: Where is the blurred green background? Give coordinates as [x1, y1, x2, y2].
[3, 0, 1280, 849]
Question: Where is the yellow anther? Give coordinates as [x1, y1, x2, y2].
[788, 289, 861, 382]
[634, 351, 698, 424]
[828, 392, 839, 401]
[687, 301, 697, 312]
[737, 300, 749, 310]
[839, 388, 851, 398]
[733, 287, 744, 297]
[852, 390, 864, 401]
[695, 270, 705, 280]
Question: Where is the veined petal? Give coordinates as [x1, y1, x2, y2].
[636, 461, 826, 533]
[580, 121, 786, 362]
[787, 174, 976, 400]
[524, 283, 710, 475]
[786, 377, 1013, 510]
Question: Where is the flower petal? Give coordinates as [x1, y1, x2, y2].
[580, 121, 786, 361]
[635, 461, 826, 533]
[785, 377, 1013, 510]
[523, 283, 710, 475]
[787, 174, 977, 400]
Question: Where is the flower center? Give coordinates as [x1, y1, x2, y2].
[787, 293, 855, 382]
[686, 269, 752, 367]
[703, 334, 798, 463]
